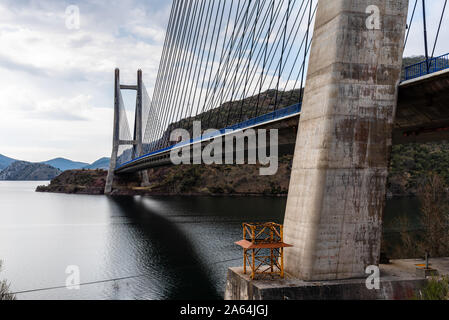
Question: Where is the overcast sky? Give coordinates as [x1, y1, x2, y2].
[0, 0, 448, 163]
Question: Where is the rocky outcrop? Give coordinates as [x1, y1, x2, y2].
[36, 169, 107, 194]
[36, 156, 294, 197]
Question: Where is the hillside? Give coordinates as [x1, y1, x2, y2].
[38, 56, 449, 196]
[37, 140, 449, 197]
[0, 161, 61, 181]
[402, 56, 425, 75]
[37, 156, 293, 196]
[0, 154, 17, 170]
[84, 157, 110, 170]
[42, 158, 88, 171]
[388, 142, 449, 196]
[36, 169, 107, 194]
[139, 88, 303, 157]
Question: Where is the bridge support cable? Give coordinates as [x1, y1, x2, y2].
[404, 0, 418, 50]
[215, 0, 242, 128]
[184, 0, 216, 136]
[230, 0, 312, 118]
[208, 0, 301, 126]
[422, 0, 430, 73]
[158, 0, 206, 148]
[161, 0, 206, 147]
[254, 0, 275, 120]
[144, 0, 184, 148]
[431, 0, 448, 61]
[157, 0, 203, 150]
[152, 0, 196, 149]
[239, 0, 261, 123]
[195, 1, 227, 128]
[274, 0, 291, 112]
[252, 0, 317, 117]
[298, 0, 313, 104]
[149, 0, 194, 150]
[198, 0, 229, 128]
[128, 0, 317, 169]
[204, 0, 275, 127]
[198, 0, 235, 129]
[225, 0, 253, 127]
[403, 0, 449, 80]
[212, 0, 280, 128]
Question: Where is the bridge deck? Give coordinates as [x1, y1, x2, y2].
[115, 103, 302, 173]
[395, 67, 449, 143]
[116, 55, 449, 174]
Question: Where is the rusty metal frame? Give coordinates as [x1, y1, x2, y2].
[236, 222, 292, 280]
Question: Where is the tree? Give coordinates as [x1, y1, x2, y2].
[0, 260, 15, 300]
[418, 173, 449, 257]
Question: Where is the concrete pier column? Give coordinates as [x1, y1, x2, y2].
[283, 0, 409, 280]
[135, 70, 150, 186]
[105, 69, 120, 195]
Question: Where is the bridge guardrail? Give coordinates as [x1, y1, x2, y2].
[404, 53, 449, 81]
[116, 103, 302, 170]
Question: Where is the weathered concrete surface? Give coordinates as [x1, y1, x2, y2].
[394, 69, 449, 144]
[225, 258, 449, 300]
[105, 69, 121, 194]
[283, 0, 409, 281]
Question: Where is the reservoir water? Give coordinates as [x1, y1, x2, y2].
[0, 181, 418, 300]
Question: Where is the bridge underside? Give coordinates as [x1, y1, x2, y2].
[115, 115, 300, 174]
[394, 69, 449, 144]
[116, 69, 449, 175]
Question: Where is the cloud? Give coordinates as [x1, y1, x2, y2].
[404, 0, 449, 57]
[0, 53, 50, 77]
[0, 0, 171, 163]
[0, 0, 447, 164]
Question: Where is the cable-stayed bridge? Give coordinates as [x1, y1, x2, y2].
[105, 0, 449, 285]
[106, 0, 317, 189]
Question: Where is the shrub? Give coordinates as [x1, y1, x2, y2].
[415, 276, 449, 300]
[418, 173, 449, 257]
[384, 173, 449, 259]
[0, 261, 15, 300]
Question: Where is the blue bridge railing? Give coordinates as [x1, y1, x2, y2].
[404, 53, 449, 81]
[116, 102, 302, 170]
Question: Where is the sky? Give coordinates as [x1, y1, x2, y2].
[0, 0, 171, 163]
[0, 0, 448, 163]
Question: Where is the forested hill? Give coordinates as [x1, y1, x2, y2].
[0, 161, 61, 181]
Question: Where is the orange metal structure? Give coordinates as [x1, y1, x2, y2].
[235, 222, 292, 280]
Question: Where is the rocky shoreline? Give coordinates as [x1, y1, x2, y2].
[36, 136, 449, 198]
[36, 155, 294, 197]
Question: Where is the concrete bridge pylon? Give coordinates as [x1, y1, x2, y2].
[105, 69, 149, 195]
[283, 0, 410, 281]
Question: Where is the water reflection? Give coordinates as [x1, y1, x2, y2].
[0, 182, 418, 300]
[110, 197, 220, 300]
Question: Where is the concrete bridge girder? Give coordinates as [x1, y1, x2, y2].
[394, 69, 449, 144]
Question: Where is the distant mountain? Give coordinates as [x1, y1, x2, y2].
[84, 157, 110, 170]
[0, 161, 61, 181]
[0, 154, 17, 170]
[42, 158, 89, 171]
[0, 153, 109, 175]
